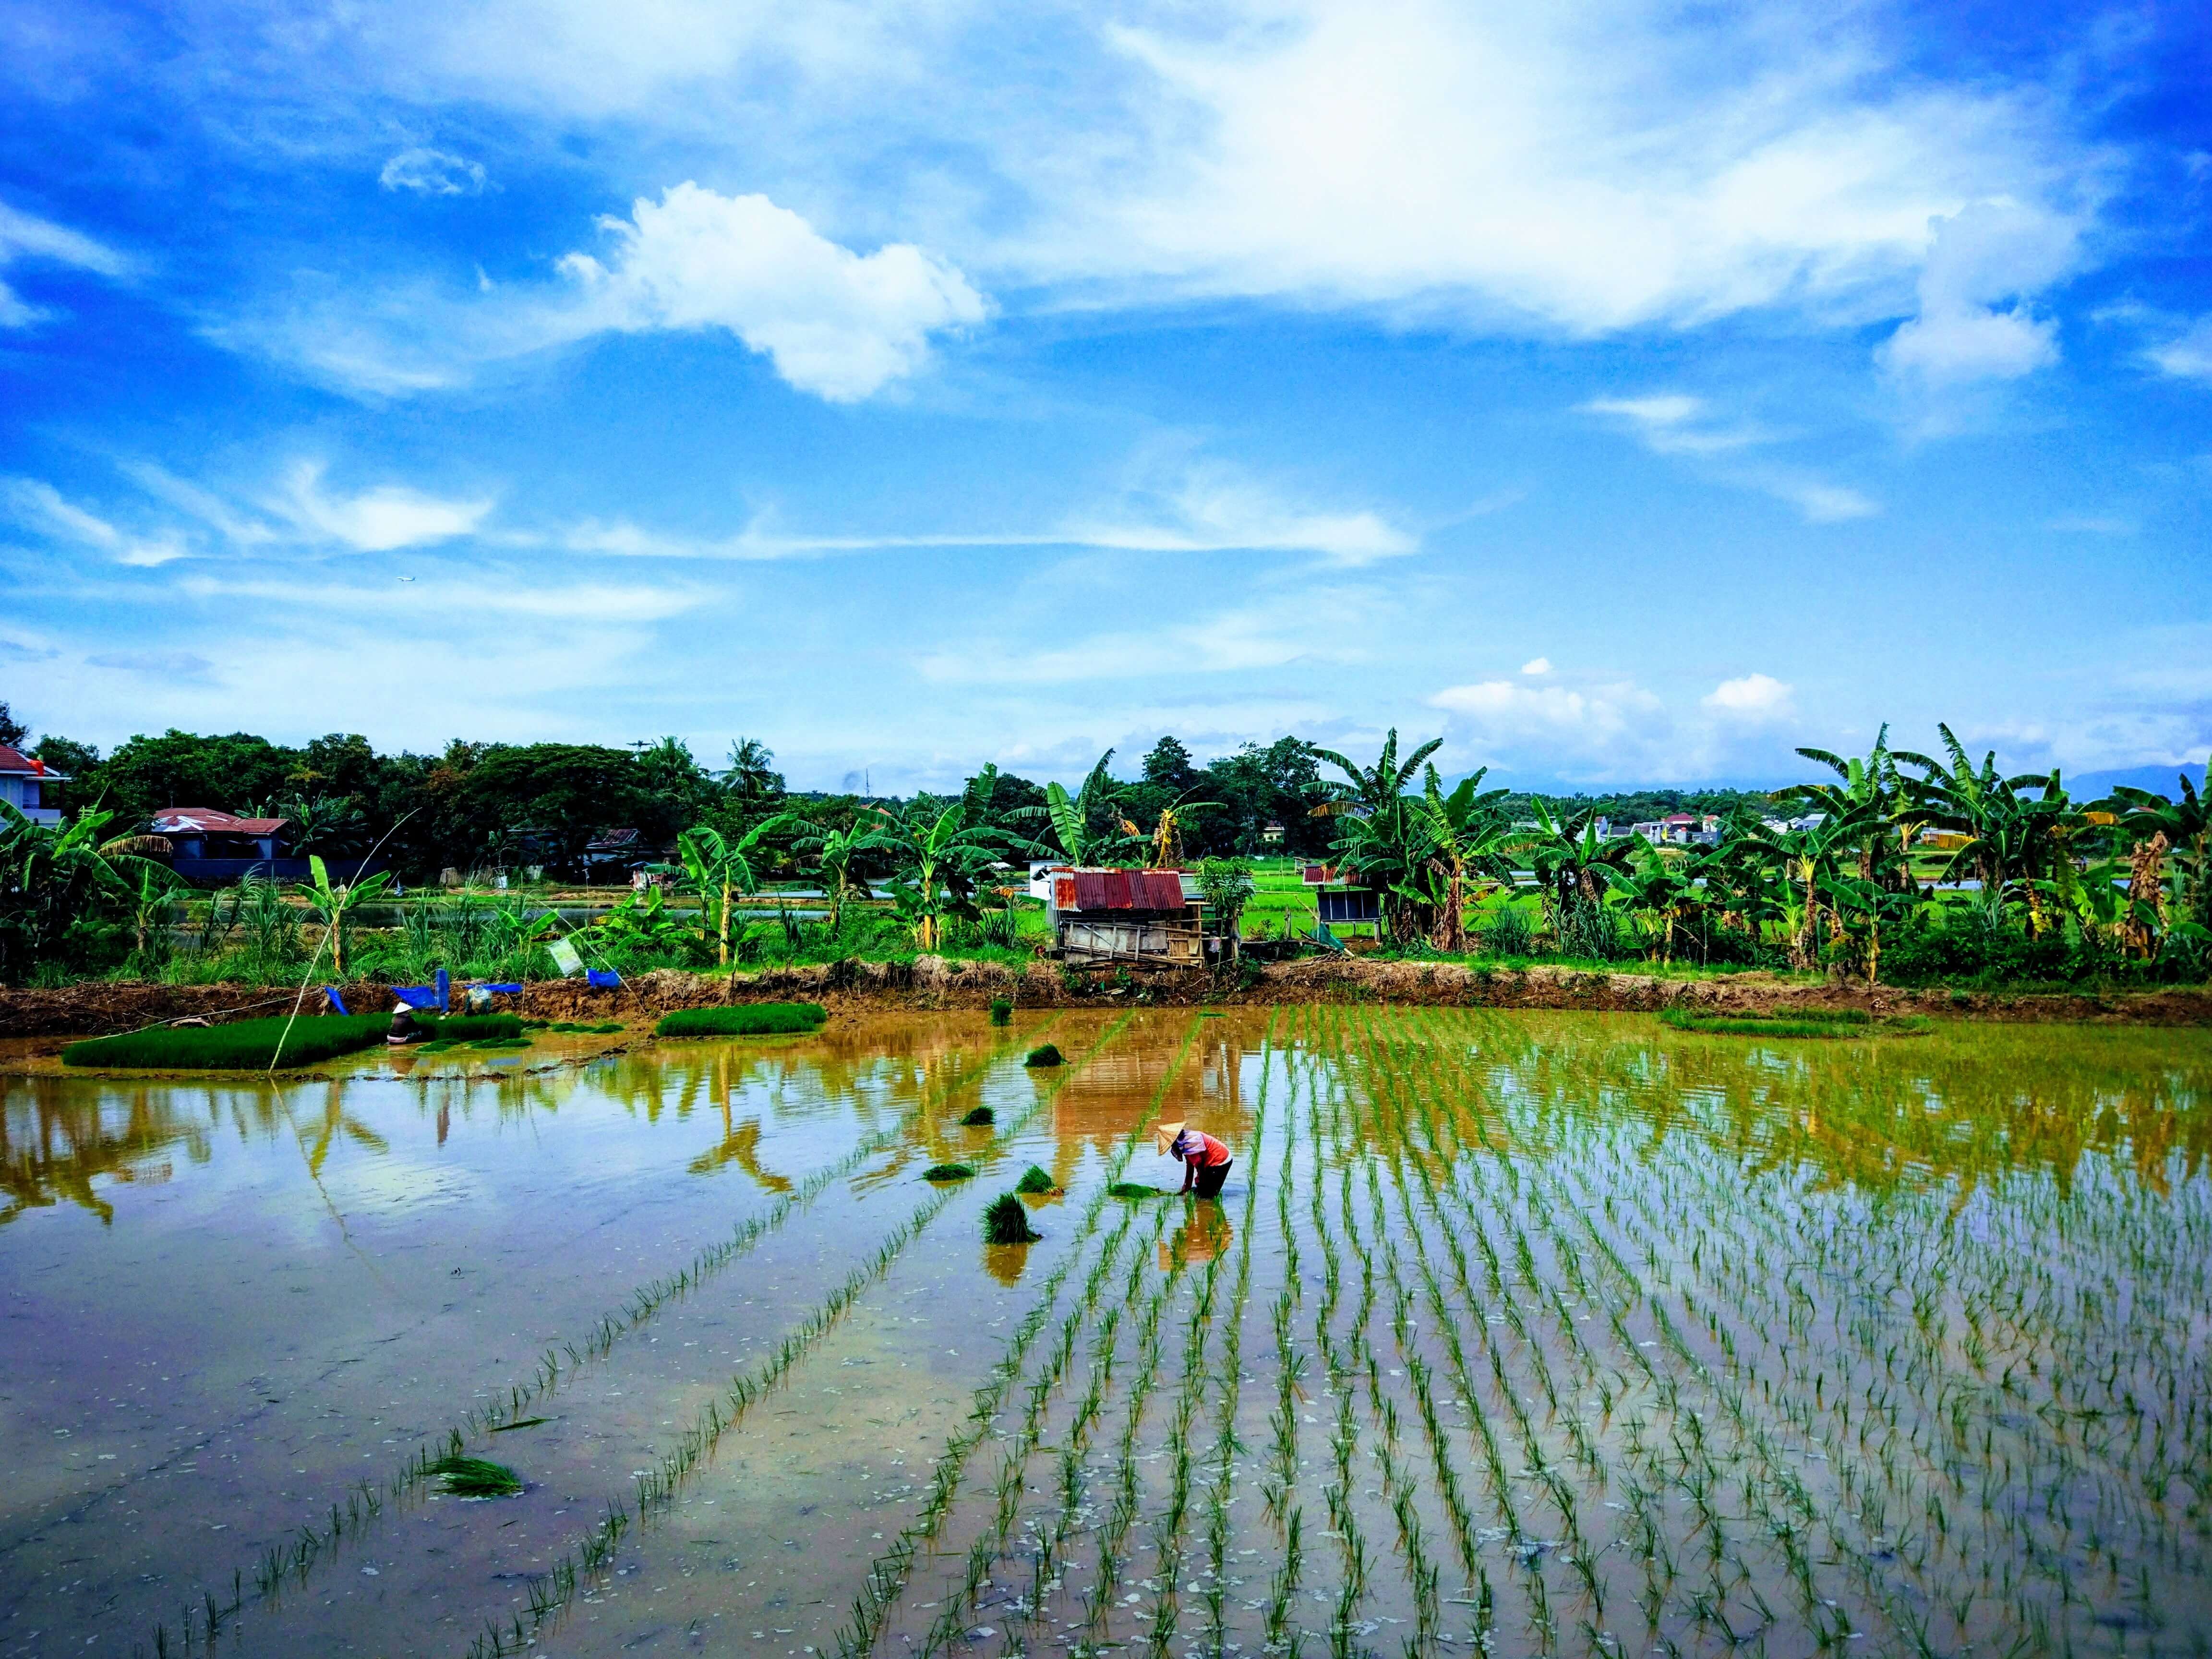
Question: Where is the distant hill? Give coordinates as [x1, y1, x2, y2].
[2068, 762, 2208, 802]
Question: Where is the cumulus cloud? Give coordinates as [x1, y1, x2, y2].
[1876, 200, 2075, 384]
[1581, 394, 1877, 522]
[1428, 677, 1668, 763]
[558, 184, 986, 401]
[279, 462, 493, 550]
[2147, 315, 2212, 382]
[0, 198, 128, 327]
[1703, 673, 1795, 719]
[1520, 657, 1551, 676]
[379, 147, 488, 196]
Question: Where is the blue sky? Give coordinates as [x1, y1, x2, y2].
[1, 0, 2208, 793]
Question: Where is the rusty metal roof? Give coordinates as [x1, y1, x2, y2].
[151, 807, 289, 836]
[1059, 868, 1190, 911]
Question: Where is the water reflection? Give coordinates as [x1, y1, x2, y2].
[1159, 1200, 1232, 1269]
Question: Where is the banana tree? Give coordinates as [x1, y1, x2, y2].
[296, 854, 395, 977]
[1031, 751, 1139, 866]
[0, 802, 179, 977]
[675, 817, 792, 967]
[2103, 766, 2210, 932]
[1405, 764, 1516, 952]
[790, 817, 899, 936]
[1607, 849, 1698, 965]
[869, 794, 1039, 950]
[1739, 802, 1880, 969]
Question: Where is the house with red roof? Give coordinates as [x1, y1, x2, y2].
[0, 745, 65, 825]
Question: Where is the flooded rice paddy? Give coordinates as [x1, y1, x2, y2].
[3, 1007, 2209, 1659]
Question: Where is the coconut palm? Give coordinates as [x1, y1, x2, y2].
[719, 737, 784, 800]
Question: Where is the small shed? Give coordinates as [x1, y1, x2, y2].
[1300, 861, 1380, 931]
[1049, 868, 1203, 965]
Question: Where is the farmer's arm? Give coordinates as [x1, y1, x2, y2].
[1175, 1149, 1195, 1192]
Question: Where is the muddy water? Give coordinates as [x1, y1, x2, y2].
[3, 1010, 2209, 1659]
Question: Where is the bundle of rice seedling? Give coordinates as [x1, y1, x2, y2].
[983, 1192, 1041, 1244]
[1107, 1181, 1171, 1200]
[924, 1162, 977, 1182]
[1024, 1043, 1064, 1068]
[989, 998, 1013, 1026]
[426, 1454, 523, 1498]
[1015, 1164, 1056, 1194]
[654, 1003, 828, 1038]
[961, 1105, 996, 1127]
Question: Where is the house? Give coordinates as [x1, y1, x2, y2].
[1300, 861, 1381, 931]
[1048, 868, 1204, 965]
[1632, 813, 1724, 847]
[1260, 822, 1286, 846]
[149, 806, 385, 885]
[583, 828, 671, 882]
[0, 745, 65, 825]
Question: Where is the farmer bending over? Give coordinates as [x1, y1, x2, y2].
[387, 996, 429, 1046]
[1161, 1121, 1234, 1200]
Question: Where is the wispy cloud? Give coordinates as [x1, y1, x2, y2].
[379, 147, 488, 196]
[0, 198, 128, 327]
[2147, 315, 2212, 383]
[277, 462, 494, 551]
[2, 478, 188, 566]
[1580, 394, 1877, 522]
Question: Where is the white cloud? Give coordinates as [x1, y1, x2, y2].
[1582, 393, 1877, 522]
[0, 198, 128, 327]
[379, 147, 488, 196]
[1875, 200, 2075, 384]
[2, 478, 189, 565]
[1520, 657, 1551, 676]
[557, 184, 986, 401]
[1058, 459, 1417, 564]
[279, 462, 494, 551]
[1703, 673, 1795, 719]
[917, 589, 1377, 685]
[2147, 315, 2212, 383]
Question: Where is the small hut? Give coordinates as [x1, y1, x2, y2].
[1048, 868, 1203, 965]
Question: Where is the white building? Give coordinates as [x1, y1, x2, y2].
[0, 745, 64, 825]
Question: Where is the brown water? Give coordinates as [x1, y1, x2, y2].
[2, 1008, 2208, 1659]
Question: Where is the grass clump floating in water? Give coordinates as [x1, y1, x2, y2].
[1107, 1181, 1171, 1200]
[63, 1012, 522, 1070]
[983, 1192, 1040, 1244]
[1024, 1043, 1064, 1068]
[427, 1454, 523, 1497]
[655, 1003, 828, 1038]
[1014, 1164, 1055, 1195]
[961, 1105, 996, 1127]
[1659, 1007, 1930, 1038]
[924, 1162, 977, 1182]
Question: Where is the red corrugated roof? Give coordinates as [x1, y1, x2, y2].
[1066, 868, 1189, 911]
[150, 807, 289, 836]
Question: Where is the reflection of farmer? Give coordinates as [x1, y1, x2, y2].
[1157, 1121, 1234, 1200]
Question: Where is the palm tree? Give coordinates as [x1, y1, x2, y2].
[720, 737, 784, 800]
[674, 817, 793, 967]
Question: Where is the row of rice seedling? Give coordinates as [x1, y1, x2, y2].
[832, 1012, 1215, 1657]
[62, 1011, 524, 1070]
[488, 1011, 1139, 1659]
[131, 1014, 1070, 1659]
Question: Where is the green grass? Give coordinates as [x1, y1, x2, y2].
[1024, 1043, 1064, 1068]
[924, 1162, 977, 1182]
[654, 1002, 829, 1038]
[62, 1012, 523, 1070]
[1015, 1164, 1056, 1194]
[426, 1454, 523, 1498]
[983, 1192, 1041, 1244]
[1660, 1007, 1933, 1038]
[961, 1105, 995, 1127]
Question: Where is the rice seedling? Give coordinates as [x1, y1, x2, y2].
[986, 1191, 1042, 1244]
[62, 1011, 524, 1070]
[1015, 1164, 1056, 1194]
[962, 1104, 996, 1126]
[1106, 1180, 1171, 1199]
[924, 1162, 977, 1181]
[991, 997, 1014, 1025]
[653, 1001, 828, 1037]
[1025, 1043, 1064, 1067]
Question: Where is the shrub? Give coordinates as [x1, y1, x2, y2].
[923, 1162, 976, 1182]
[961, 1105, 995, 1127]
[1024, 1043, 1064, 1068]
[1014, 1164, 1054, 1194]
[989, 997, 1013, 1026]
[654, 1003, 828, 1038]
[983, 1192, 1040, 1244]
[1481, 905, 1534, 957]
[63, 1012, 522, 1070]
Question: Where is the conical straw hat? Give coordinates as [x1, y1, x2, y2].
[1154, 1120, 1185, 1156]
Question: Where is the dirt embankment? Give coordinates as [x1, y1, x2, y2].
[4, 958, 2209, 1038]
